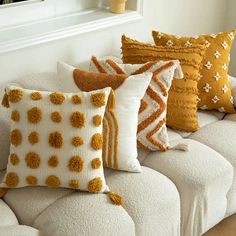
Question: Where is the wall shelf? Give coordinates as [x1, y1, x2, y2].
[0, 1, 143, 54]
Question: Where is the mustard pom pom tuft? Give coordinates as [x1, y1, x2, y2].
[108, 192, 124, 205]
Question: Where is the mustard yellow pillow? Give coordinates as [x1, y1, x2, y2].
[152, 30, 236, 113]
[121, 35, 206, 132]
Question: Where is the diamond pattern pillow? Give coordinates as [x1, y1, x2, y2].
[152, 30, 236, 113]
[0, 85, 111, 194]
[89, 56, 184, 151]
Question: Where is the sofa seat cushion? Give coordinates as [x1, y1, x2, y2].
[0, 225, 40, 236]
[105, 166, 180, 236]
[189, 120, 236, 216]
[143, 139, 233, 236]
[0, 199, 18, 227]
[33, 192, 135, 236]
[224, 113, 236, 122]
[4, 187, 74, 226]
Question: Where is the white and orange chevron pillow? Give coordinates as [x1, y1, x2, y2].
[57, 62, 152, 172]
[89, 56, 184, 151]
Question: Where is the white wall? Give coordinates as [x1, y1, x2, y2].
[224, 0, 236, 76]
[0, 0, 232, 85]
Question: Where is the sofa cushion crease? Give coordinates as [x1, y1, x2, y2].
[105, 166, 181, 236]
[4, 187, 75, 226]
[33, 192, 135, 236]
[189, 120, 236, 216]
[143, 139, 233, 236]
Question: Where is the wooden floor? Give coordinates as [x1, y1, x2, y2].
[204, 214, 236, 236]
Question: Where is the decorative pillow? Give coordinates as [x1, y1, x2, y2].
[152, 30, 236, 113]
[57, 62, 152, 172]
[0, 85, 111, 194]
[89, 56, 184, 151]
[121, 35, 206, 132]
[0, 72, 60, 171]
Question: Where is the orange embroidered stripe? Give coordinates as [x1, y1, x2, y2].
[91, 56, 107, 73]
[102, 118, 108, 167]
[110, 110, 119, 169]
[153, 76, 168, 97]
[132, 62, 172, 97]
[139, 100, 148, 114]
[146, 118, 167, 151]
[105, 112, 113, 168]
[106, 59, 125, 74]
[153, 61, 175, 76]
[138, 87, 166, 133]
[137, 140, 149, 151]
[131, 61, 156, 75]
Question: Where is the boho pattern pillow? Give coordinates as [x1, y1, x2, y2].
[0, 85, 111, 193]
[57, 62, 152, 172]
[89, 56, 184, 151]
[121, 35, 206, 132]
[152, 30, 236, 113]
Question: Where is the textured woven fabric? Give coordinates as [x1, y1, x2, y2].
[89, 56, 183, 151]
[152, 30, 236, 113]
[57, 62, 152, 172]
[121, 35, 206, 132]
[0, 85, 111, 193]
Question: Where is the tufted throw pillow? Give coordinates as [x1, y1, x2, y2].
[152, 30, 236, 113]
[121, 35, 206, 132]
[0, 85, 112, 193]
[57, 62, 152, 172]
[89, 56, 184, 151]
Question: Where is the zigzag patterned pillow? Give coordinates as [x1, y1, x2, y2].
[57, 62, 152, 172]
[90, 56, 183, 151]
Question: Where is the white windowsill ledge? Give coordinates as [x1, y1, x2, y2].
[0, 7, 143, 54]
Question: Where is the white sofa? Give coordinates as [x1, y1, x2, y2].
[0, 71, 236, 236]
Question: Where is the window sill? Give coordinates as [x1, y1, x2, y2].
[0, 6, 143, 54]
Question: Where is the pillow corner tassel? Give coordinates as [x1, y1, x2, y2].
[0, 188, 8, 198]
[1, 92, 10, 108]
[107, 191, 124, 206]
[168, 143, 190, 152]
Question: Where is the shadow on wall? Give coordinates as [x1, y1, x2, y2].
[0, 0, 27, 4]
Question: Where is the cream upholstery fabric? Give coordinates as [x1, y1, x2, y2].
[3, 167, 180, 236]
[224, 113, 236, 122]
[33, 193, 135, 236]
[0, 199, 18, 227]
[143, 139, 233, 236]
[170, 110, 225, 138]
[189, 120, 236, 216]
[0, 225, 40, 236]
[105, 166, 180, 236]
[4, 187, 74, 226]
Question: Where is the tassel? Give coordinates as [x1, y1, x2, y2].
[107, 89, 115, 111]
[0, 188, 7, 198]
[1, 93, 9, 108]
[108, 191, 124, 205]
[168, 143, 190, 152]
[174, 61, 184, 79]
